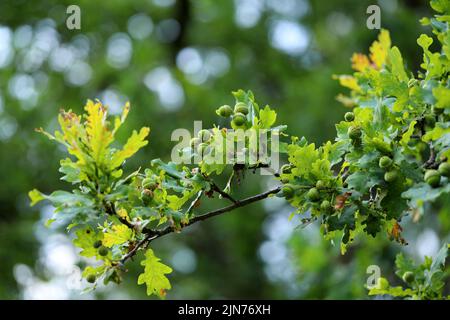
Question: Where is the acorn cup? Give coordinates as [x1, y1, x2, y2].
[93, 240, 102, 249]
[384, 170, 399, 183]
[98, 246, 109, 256]
[198, 129, 211, 142]
[141, 188, 154, 205]
[280, 164, 292, 174]
[234, 102, 249, 115]
[217, 105, 233, 117]
[424, 169, 441, 188]
[344, 112, 355, 122]
[315, 180, 326, 190]
[379, 156, 393, 169]
[86, 274, 96, 283]
[232, 112, 247, 127]
[348, 126, 362, 147]
[438, 162, 450, 178]
[348, 126, 362, 140]
[306, 187, 320, 202]
[281, 184, 296, 199]
[320, 200, 333, 213]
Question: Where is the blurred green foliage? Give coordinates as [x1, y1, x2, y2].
[0, 0, 446, 299]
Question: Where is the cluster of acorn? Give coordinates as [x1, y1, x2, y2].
[190, 129, 212, 157]
[216, 102, 249, 127]
[280, 165, 334, 213]
[86, 240, 109, 283]
[378, 155, 399, 183]
[344, 112, 363, 146]
[424, 162, 450, 188]
[140, 176, 159, 204]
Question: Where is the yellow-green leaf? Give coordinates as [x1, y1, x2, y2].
[259, 105, 277, 128]
[388, 46, 408, 82]
[423, 124, 450, 141]
[110, 127, 150, 169]
[400, 120, 417, 147]
[85, 100, 114, 165]
[138, 248, 172, 298]
[103, 224, 133, 248]
[369, 29, 391, 69]
[28, 189, 45, 206]
[73, 226, 103, 258]
[433, 86, 450, 109]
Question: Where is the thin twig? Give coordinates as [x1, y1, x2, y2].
[211, 183, 237, 203]
[147, 186, 282, 240]
[120, 233, 158, 264]
[423, 142, 437, 169]
[103, 200, 135, 230]
[248, 163, 280, 177]
[185, 190, 203, 215]
[186, 186, 281, 225]
[124, 186, 282, 262]
[201, 173, 237, 203]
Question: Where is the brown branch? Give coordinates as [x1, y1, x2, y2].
[186, 186, 281, 225]
[248, 163, 280, 177]
[120, 233, 157, 264]
[122, 186, 282, 263]
[341, 166, 350, 182]
[210, 182, 237, 203]
[103, 200, 135, 230]
[423, 142, 437, 169]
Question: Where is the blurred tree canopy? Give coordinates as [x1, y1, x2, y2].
[0, 0, 445, 299]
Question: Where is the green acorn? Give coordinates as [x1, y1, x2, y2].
[384, 170, 398, 183]
[438, 162, 450, 177]
[320, 200, 332, 213]
[348, 126, 362, 140]
[232, 112, 247, 127]
[379, 156, 393, 169]
[98, 246, 108, 257]
[86, 274, 96, 284]
[280, 164, 292, 174]
[197, 143, 210, 156]
[93, 240, 102, 249]
[198, 129, 211, 142]
[424, 169, 441, 188]
[424, 115, 436, 128]
[281, 184, 296, 199]
[315, 180, 326, 190]
[377, 277, 389, 290]
[141, 189, 154, 204]
[190, 137, 201, 148]
[142, 177, 157, 190]
[234, 102, 249, 115]
[344, 112, 355, 122]
[306, 187, 320, 202]
[402, 271, 415, 283]
[217, 105, 233, 117]
[141, 177, 152, 188]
